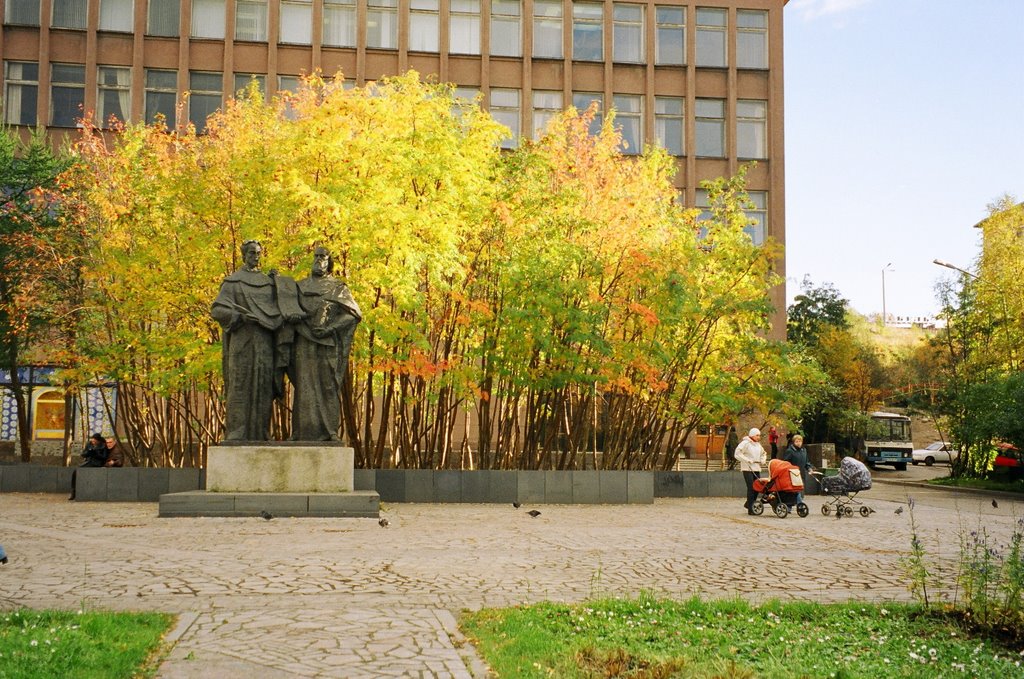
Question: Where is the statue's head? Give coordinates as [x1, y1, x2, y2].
[241, 240, 262, 270]
[312, 247, 333, 277]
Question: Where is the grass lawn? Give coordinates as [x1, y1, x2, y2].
[0, 609, 174, 679]
[928, 476, 1024, 494]
[461, 596, 1024, 678]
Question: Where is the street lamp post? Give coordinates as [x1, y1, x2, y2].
[933, 258, 978, 280]
[881, 263, 894, 326]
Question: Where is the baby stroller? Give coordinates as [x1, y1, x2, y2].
[816, 456, 873, 517]
[751, 459, 809, 518]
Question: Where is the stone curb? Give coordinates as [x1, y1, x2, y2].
[873, 477, 1024, 502]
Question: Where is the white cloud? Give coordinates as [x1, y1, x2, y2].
[788, 0, 874, 21]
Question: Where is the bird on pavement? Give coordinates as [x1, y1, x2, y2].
[259, 510, 273, 521]
[894, 506, 903, 515]
[835, 510, 842, 520]
[378, 517, 390, 528]
[512, 502, 521, 509]
[527, 510, 541, 518]
[992, 499, 999, 509]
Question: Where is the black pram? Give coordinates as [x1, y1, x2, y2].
[817, 456, 873, 517]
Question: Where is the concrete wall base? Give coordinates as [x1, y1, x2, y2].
[158, 490, 380, 518]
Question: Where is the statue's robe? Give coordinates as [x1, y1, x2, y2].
[286, 276, 361, 441]
[211, 269, 283, 441]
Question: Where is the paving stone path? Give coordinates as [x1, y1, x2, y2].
[0, 481, 1019, 677]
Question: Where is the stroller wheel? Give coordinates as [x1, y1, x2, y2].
[859, 506, 872, 517]
[751, 502, 765, 516]
[774, 503, 789, 518]
[797, 503, 809, 518]
[821, 505, 831, 516]
[844, 506, 855, 517]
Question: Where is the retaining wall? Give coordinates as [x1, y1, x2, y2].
[0, 465, 821, 503]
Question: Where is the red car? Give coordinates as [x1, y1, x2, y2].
[991, 443, 1024, 480]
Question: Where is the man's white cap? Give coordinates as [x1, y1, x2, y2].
[749, 428, 761, 437]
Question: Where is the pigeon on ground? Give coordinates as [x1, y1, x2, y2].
[992, 499, 999, 509]
[512, 502, 521, 509]
[835, 510, 842, 520]
[259, 510, 273, 521]
[894, 506, 903, 515]
[527, 510, 541, 518]
[378, 517, 390, 528]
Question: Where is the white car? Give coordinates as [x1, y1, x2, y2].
[912, 442, 958, 466]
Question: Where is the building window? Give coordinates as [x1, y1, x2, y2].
[451, 86, 479, 116]
[737, 9, 768, 69]
[533, 0, 562, 59]
[532, 89, 561, 139]
[99, 0, 132, 32]
[450, 0, 480, 55]
[612, 4, 643, 64]
[323, 0, 356, 47]
[613, 94, 641, 154]
[189, 71, 223, 133]
[50, 63, 85, 127]
[654, 95, 683, 156]
[148, 1, 179, 36]
[234, 73, 266, 97]
[3, 61, 38, 126]
[279, 0, 311, 44]
[695, 98, 724, 157]
[367, 0, 398, 49]
[573, 91, 603, 136]
[491, 0, 521, 57]
[236, 0, 268, 42]
[97, 66, 130, 127]
[695, 7, 726, 68]
[52, 0, 87, 29]
[145, 69, 177, 125]
[409, 0, 439, 52]
[572, 3, 603, 61]
[655, 6, 684, 65]
[6, 0, 40, 25]
[744, 191, 767, 245]
[490, 88, 520, 149]
[192, 0, 226, 39]
[695, 188, 711, 239]
[737, 99, 766, 159]
[33, 389, 65, 440]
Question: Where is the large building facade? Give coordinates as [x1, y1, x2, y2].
[1, 0, 787, 312]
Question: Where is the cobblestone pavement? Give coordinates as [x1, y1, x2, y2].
[0, 482, 1019, 677]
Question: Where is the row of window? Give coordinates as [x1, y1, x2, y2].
[5, 61, 768, 159]
[6, 1, 768, 68]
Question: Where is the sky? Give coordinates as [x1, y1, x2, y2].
[783, 0, 1024, 319]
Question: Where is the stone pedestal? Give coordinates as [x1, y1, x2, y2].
[159, 443, 378, 518]
[206, 445, 354, 493]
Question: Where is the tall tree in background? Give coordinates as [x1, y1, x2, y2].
[0, 129, 72, 461]
[933, 196, 1024, 477]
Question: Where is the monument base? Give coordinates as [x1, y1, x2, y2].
[159, 444, 376, 518]
[206, 444, 354, 493]
[158, 490, 379, 518]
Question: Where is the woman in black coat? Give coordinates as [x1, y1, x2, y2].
[69, 432, 109, 500]
[782, 434, 811, 507]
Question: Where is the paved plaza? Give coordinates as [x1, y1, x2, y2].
[0, 481, 1019, 677]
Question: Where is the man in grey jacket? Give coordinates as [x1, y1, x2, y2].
[734, 428, 767, 515]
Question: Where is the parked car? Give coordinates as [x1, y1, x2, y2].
[990, 443, 1024, 480]
[912, 442, 958, 466]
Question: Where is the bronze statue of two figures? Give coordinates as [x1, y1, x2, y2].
[211, 242, 361, 442]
